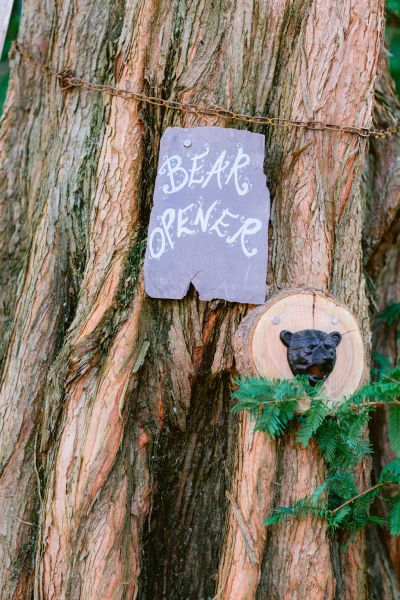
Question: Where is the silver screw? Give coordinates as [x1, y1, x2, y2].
[331, 316, 338, 325]
[183, 139, 192, 148]
[272, 316, 281, 325]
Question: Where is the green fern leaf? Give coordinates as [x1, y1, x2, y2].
[380, 459, 400, 483]
[296, 402, 329, 447]
[264, 507, 294, 526]
[388, 406, 400, 456]
[367, 515, 386, 527]
[330, 506, 351, 528]
[371, 352, 393, 377]
[311, 479, 330, 503]
[316, 424, 338, 463]
[377, 303, 400, 327]
[231, 370, 400, 537]
[389, 500, 400, 535]
[264, 512, 282, 526]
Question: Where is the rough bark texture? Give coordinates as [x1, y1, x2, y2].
[364, 52, 400, 598]
[0, 1, 399, 599]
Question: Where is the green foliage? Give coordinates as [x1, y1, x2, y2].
[389, 500, 400, 535]
[231, 376, 318, 437]
[376, 302, 400, 328]
[232, 364, 400, 538]
[0, 1, 21, 113]
[380, 460, 400, 534]
[388, 405, 400, 456]
[387, 0, 400, 95]
[371, 352, 394, 379]
[381, 458, 400, 483]
[297, 399, 329, 447]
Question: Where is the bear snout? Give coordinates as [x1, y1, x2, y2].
[311, 350, 335, 365]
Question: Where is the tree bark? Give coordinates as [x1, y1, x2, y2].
[0, 1, 398, 599]
[364, 51, 400, 598]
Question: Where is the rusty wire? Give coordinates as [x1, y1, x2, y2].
[12, 42, 400, 140]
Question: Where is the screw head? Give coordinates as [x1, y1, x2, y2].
[272, 316, 281, 325]
[183, 139, 192, 148]
[331, 316, 338, 325]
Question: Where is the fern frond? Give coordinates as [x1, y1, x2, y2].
[315, 423, 338, 463]
[380, 459, 400, 483]
[384, 365, 400, 384]
[296, 401, 329, 447]
[310, 479, 331, 503]
[351, 381, 400, 404]
[264, 506, 295, 526]
[371, 352, 393, 378]
[376, 303, 400, 327]
[388, 406, 400, 456]
[389, 500, 400, 536]
[329, 505, 351, 529]
[232, 361, 400, 538]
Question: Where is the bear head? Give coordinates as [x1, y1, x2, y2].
[279, 329, 342, 386]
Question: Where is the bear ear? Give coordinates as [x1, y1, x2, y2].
[330, 331, 342, 347]
[280, 330, 292, 347]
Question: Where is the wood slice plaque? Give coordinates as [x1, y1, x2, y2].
[234, 290, 366, 401]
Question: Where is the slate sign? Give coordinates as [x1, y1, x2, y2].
[144, 127, 270, 304]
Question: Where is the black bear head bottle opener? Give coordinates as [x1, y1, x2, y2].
[279, 329, 342, 386]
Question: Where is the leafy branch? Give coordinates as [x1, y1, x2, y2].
[232, 366, 400, 538]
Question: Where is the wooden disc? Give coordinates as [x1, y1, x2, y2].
[234, 290, 366, 401]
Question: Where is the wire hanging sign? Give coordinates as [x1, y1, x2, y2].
[11, 42, 400, 141]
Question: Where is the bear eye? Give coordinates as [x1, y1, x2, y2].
[307, 344, 316, 351]
[324, 343, 333, 350]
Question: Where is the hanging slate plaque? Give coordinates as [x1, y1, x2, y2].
[144, 127, 270, 304]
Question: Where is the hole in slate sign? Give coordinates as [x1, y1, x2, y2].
[279, 329, 342, 387]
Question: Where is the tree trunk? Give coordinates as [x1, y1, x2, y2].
[0, 1, 398, 599]
[364, 51, 400, 598]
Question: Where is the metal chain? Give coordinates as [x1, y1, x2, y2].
[12, 42, 400, 140]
